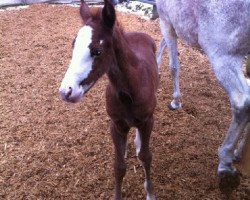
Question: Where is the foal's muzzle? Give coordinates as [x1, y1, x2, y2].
[59, 84, 84, 103]
[59, 81, 95, 103]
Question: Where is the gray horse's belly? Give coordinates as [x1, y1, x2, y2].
[175, 27, 200, 48]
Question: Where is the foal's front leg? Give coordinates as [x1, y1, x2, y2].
[110, 120, 129, 200]
[137, 117, 156, 200]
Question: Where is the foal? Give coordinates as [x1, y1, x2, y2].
[156, 0, 250, 193]
[59, 0, 158, 199]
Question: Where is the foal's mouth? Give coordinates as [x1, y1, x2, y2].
[81, 81, 96, 95]
[59, 81, 96, 103]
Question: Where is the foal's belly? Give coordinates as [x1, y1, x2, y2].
[106, 93, 154, 128]
[107, 103, 151, 128]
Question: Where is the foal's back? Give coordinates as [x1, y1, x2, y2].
[125, 32, 158, 87]
[126, 32, 157, 58]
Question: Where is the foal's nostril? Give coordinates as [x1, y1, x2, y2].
[65, 87, 73, 99]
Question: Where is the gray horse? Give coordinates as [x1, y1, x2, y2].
[156, 0, 250, 193]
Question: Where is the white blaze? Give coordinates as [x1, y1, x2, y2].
[59, 26, 94, 102]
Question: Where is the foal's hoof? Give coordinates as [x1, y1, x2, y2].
[218, 170, 241, 195]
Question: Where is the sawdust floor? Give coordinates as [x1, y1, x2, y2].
[0, 4, 250, 200]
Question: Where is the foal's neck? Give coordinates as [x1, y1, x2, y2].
[107, 23, 138, 93]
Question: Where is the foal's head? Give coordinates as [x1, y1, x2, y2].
[59, 0, 116, 103]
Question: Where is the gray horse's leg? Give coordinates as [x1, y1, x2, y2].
[234, 123, 250, 162]
[208, 53, 250, 193]
[217, 114, 248, 194]
[156, 38, 167, 72]
[159, 19, 181, 109]
[246, 54, 250, 77]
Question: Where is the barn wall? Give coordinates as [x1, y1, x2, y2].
[0, 0, 81, 7]
[0, 0, 156, 8]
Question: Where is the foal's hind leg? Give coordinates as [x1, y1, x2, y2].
[159, 19, 181, 109]
[110, 120, 129, 200]
[137, 117, 156, 200]
[134, 129, 141, 156]
[208, 53, 250, 193]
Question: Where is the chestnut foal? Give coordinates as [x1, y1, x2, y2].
[59, 0, 158, 199]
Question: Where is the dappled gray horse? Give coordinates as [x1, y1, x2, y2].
[156, 0, 250, 193]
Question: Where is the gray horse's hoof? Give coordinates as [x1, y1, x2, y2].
[168, 101, 182, 110]
[233, 154, 241, 164]
[233, 150, 242, 163]
[168, 104, 177, 110]
[219, 170, 241, 195]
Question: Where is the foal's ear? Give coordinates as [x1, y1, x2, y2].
[80, 0, 91, 22]
[102, 0, 116, 29]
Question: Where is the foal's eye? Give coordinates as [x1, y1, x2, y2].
[90, 49, 102, 58]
